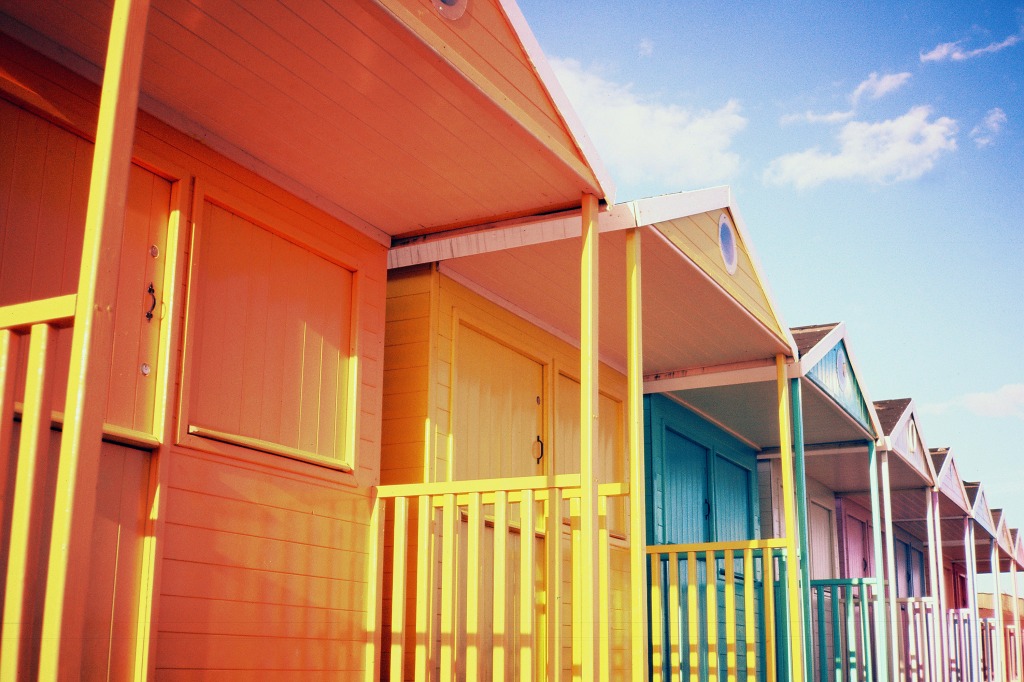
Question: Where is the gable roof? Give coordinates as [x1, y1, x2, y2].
[791, 323, 840, 356]
[875, 398, 913, 436]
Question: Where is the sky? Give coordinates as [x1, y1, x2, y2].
[517, 1, 1024, 548]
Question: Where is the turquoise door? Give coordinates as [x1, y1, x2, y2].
[645, 394, 762, 680]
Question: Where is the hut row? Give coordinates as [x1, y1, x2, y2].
[0, 0, 1018, 680]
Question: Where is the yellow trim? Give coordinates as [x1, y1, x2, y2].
[763, 551, 777, 682]
[439, 494, 456, 679]
[0, 294, 76, 331]
[744, 549, 757, 682]
[188, 425, 354, 472]
[413, 495, 432, 680]
[598, 495, 611, 682]
[11, 401, 161, 450]
[687, 551, 700, 678]
[776, 355, 805, 682]
[493, 490, 509, 682]
[465, 492, 483, 680]
[545, 488, 563, 680]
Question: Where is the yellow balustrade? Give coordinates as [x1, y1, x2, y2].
[647, 539, 791, 682]
[368, 475, 629, 681]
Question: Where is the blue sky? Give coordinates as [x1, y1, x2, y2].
[518, 2, 1024, 542]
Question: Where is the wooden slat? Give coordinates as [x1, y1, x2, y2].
[0, 294, 77, 331]
[389, 497, 410, 682]
[0, 330, 18, 524]
[377, 473, 581, 498]
[668, 553, 681, 681]
[414, 495, 432, 681]
[845, 584, 856, 681]
[546, 488, 563, 681]
[744, 550, 756, 682]
[440, 493, 457, 679]
[858, 583, 873, 682]
[816, 586, 827, 682]
[363, 494, 385, 682]
[1, 323, 56, 679]
[725, 549, 737, 681]
[650, 554, 664, 682]
[598, 494, 611, 682]
[831, 584, 841, 681]
[763, 552, 777, 682]
[520, 489, 536, 681]
[466, 492, 483, 681]
[707, 550, 719, 682]
[493, 490, 508, 682]
[687, 552, 699, 679]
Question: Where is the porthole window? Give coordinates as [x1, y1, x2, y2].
[836, 348, 849, 391]
[718, 213, 738, 275]
[434, 0, 468, 20]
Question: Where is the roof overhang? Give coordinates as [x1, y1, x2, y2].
[0, 0, 611, 243]
[390, 187, 795, 438]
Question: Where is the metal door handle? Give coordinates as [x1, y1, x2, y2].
[145, 283, 157, 321]
[535, 435, 544, 464]
[704, 498, 710, 519]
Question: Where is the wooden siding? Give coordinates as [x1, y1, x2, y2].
[654, 210, 785, 339]
[805, 340, 872, 433]
[0, 35, 387, 680]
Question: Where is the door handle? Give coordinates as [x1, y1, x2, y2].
[704, 498, 710, 519]
[535, 435, 544, 465]
[145, 282, 157, 321]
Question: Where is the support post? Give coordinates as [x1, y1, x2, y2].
[965, 519, 982, 682]
[625, 228, 649, 681]
[880, 450, 901, 680]
[580, 193, 601, 679]
[790, 378, 814, 676]
[775, 355, 805, 682]
[38, 0, 151, 677]
[927, 489, 948, 682]
[992, 539, 1004, 682]
[868, 440, 891, 682]
[1012, 558, 1022, 682]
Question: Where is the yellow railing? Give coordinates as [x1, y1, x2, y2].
[895, 597, 939, 682]
[366, 474, 629, 682]
[0, 296, 76, 679]
[646, 538, 791, 682]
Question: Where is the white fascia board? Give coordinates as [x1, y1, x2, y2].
[631, 186, 732, 227]
[643, 361, 777, 393]
[497, 0, 617, 204]
[387, 202, 638, 269]
[796, 322, 847, 374]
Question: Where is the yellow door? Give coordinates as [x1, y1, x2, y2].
[453, 323, 543, 481]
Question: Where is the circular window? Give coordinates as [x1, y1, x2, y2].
[434, 0, 468, 20]
[836, 349, 849, 391]
[718, 213, 738, 275]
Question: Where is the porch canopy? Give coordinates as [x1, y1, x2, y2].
[0, 0, 613, 241]
[655, 321, 879, 463]
[931, 448, 975, 557]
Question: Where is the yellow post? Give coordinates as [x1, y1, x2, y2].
[775, 355, 805, 682]
[626, 226, 650, 681]
[39, 0, 151, 677]
[1, 324, 57, 680]
[580, 192, 601, 678]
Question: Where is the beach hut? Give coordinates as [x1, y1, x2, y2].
[960, 482, 999, 681]
[857, 399, 943, 681]
[383, 184, 805, 681]
[0, 0, 626, 678]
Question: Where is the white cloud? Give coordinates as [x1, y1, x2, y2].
[638, 38, 654, 58]
[970, 107, 1007, 148]
[850, 72, 913, 105]
[763, 106, 957, 188]
[921, 33, 1022, 62]
[924, 384, 1024, 420]
[780, 110, 856, 125]
[551, 57, 747, 190]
